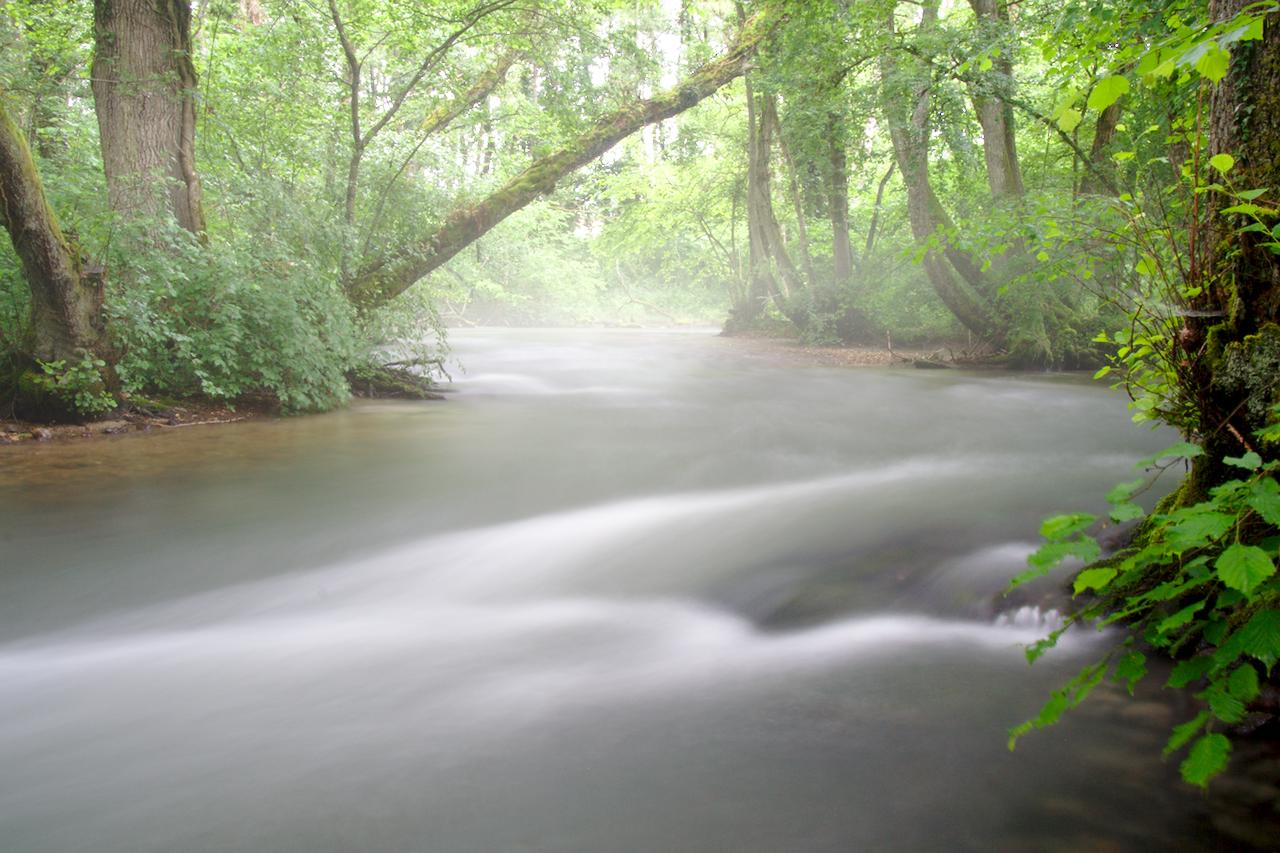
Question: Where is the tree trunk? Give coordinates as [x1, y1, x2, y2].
[1079, 101, 1122, 195]
[826, 113, 855, 284]
[880, 2, 1004, 343]
[966, 0, 1024, 199]
[349, 6, 780, 306]
[0, 93, 102, 364]
[91, 0, 205, 235]
[1184, 0, 1280, 488]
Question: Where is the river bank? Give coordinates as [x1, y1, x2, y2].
[0, 330, 945, 446]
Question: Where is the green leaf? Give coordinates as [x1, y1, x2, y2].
[1247, 479, 1280, 525]
[1164, 710, 1208, 756]
[1208, 153, 1235, 174]
[1056, 108, 1083, 133]
[1215, 544, 1275, 594]
[1224, 452, 1262, 469]
[1110, 502, 1145, 523]
[1113, 651, 1147, 694]
[1181, 733, 1230, 787]
[1195, 45, 1231, 84]
[1227, 663, 1259, 704]
[1221, 203, 1264, 216]
[1204, 682, 1246, 723]
[1074, 567, 1117, 595]
[1164, 510, 1235, 550]
[1014, 538, 1102, 587]
[1106, 478, 1146, 504]
[1157, 600, 1206, 634]
[1041, 513, 1097, 540]
[1087, 76, 1130, 111]
[1138, 442, 1204, 467]
[1168, 656, 1213, 688]
[1236, 187, 1268, 200]
[1093, 365, 1112, 379]
[1230, 608, 1280, 668]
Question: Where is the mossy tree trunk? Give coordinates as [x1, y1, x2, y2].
[1182, 0, 1280, 492]
[91, 0, 205, 236]
[0, 91, 103, 364]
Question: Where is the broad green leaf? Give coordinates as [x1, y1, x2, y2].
[1208, 153, 1235, 174]
[1247, 479, 1280, 525]
[1168, 656, 1213, 688]
[1164, 510, 1234, 550]
[1224, 452, 1261, 469]
[1232, 608, 1280, 667]
[1074, 567, 1117, 595]
[1106, 478, 1146, 504]
[1041, 513, 1096, 540]
[1110, 502, 1145, 523]
[1215, 544, 1275, 594]
[1014, 538, 1102, 587]
[1157, 600, 1206, 634]
[1221, 203, 1265, 216]
[1137, 442, 1204, 467]
[1093, 365, 1111, 379]
[1195, 45, 1230, 83]
[1204, 683, 1246, 723]
[1056, 108, 1083, 133]
[1087, 76, 1130, 111]
[1181, 733, 1230, 787]
[1236, 187, 1268, 200]
[1163, 710, 1208, 755]
[1227, 663, 1259, 703]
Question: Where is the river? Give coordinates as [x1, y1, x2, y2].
[0, 328, 1247, 850]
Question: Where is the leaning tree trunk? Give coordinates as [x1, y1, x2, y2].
[91, 0, 205, 235]
[0, 92, 103, 365]
[879, 1, 1005, 344]
[1183, 0, 1280, 492]
[349, 5, 780, 306]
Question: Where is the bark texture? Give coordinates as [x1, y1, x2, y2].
[1185, 0, 1280, 488]
[0, 93, 102, 362]
[91, 0, 205, 234]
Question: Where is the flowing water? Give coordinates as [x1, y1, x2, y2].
[0, 329, 1245, 850]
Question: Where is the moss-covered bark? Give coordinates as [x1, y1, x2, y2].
[1180, 0, 1280, 491]
[0, 90, 103, 365]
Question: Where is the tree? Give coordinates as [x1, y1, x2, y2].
[0, 90, 104, 403]
[91, 0, 204, 234]
[348, 4, 781, 307]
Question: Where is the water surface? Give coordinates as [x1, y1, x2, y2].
[0, 329, 1231, 850]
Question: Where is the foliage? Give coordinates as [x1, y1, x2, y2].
[1011, 434, 1280, 786]
[1009, 0, 1280, 787]
[25, 354, 116, 417]
[106, 221, 359, 413]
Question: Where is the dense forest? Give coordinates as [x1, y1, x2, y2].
[2, 0, 1280, 795]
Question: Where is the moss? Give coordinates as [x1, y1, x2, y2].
[12, 368, 77, 422]
[1214, 322, 1280, 429]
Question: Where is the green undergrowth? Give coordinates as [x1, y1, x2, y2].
[1009, 421, 1280, 787]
